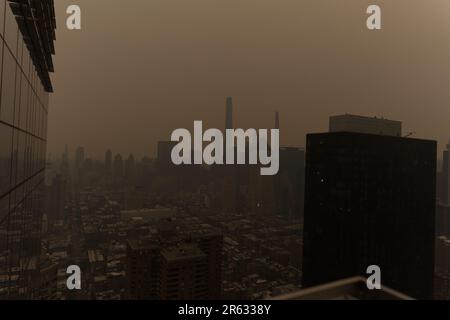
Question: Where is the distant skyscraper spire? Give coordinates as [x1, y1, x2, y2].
[275, 111, 280, 130]
[226, 97, 233, 129]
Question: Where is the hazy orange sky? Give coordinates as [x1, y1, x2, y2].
[48, 0, 450, 160]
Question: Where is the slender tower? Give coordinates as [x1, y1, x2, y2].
[226, 97, 233, 129]
[275, 111, 280, 130]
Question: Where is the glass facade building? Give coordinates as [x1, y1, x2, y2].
[0, 0, 55, 298]
[303, 132, 436, 299]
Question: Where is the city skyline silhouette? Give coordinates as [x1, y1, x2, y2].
[49, 0, 450, 158]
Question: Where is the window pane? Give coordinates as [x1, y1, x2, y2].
[17, 131, 26, 184]
[9, 129, 18, 187]
[0, 0, 5, 38]
[13, 69, 21, 127]
[0, 194, 8, 279]
[23, 51, 30, 81]
[18, 72, 29, 130]
[19, 81, 29, 130]
[25, 135, 31, 178]
[0, 124, 12, 196]
[0, 194, 8, 224]
[0, 48, 16, 125]
[4, 3, 17, 55]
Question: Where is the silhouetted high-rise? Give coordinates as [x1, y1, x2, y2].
[220, 97, 240, 213]
[303, 116, 436, 299]
[275, 147, 305, 221]
[441, 141, 450, 205]
[275, 111, 280, 130]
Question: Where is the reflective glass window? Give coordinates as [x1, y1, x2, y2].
[4, 3, 17, 55]
[0, 48, 16, 125]
[0, 0, 5, 37]
[0, 124, 12, 195]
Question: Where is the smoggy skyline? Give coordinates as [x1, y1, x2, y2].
[48, 0, 450, 160]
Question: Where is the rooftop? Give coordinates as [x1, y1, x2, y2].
[329, 114, 402, 137]
[161, 245, 206, 262]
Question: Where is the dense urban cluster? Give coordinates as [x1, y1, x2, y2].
[1, 1, 450, 301]
[34, 111, 450, 300]
[42, 118, 304, 299]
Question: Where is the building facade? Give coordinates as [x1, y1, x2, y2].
[329, 114, 402, 137]
[159, 245, 208, 300]
[0, 0, 55, 298]
[274, 147, 305, 221]
[303, 131, 436, 299]
[440, 141, 450, 205]
[126, 227, 223, 300]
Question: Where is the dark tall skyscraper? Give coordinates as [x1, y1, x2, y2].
[441, 142, 450, 205]
[0, 1, 56, 298]
[225, 96, 233, 130]
[272, 112, 305, 220]
[275, 147, 305, 221]
[303, 117, 436, 299]
[220, 97, 240, 213]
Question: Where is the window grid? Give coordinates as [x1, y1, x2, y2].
[0, 0, 50, 299]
